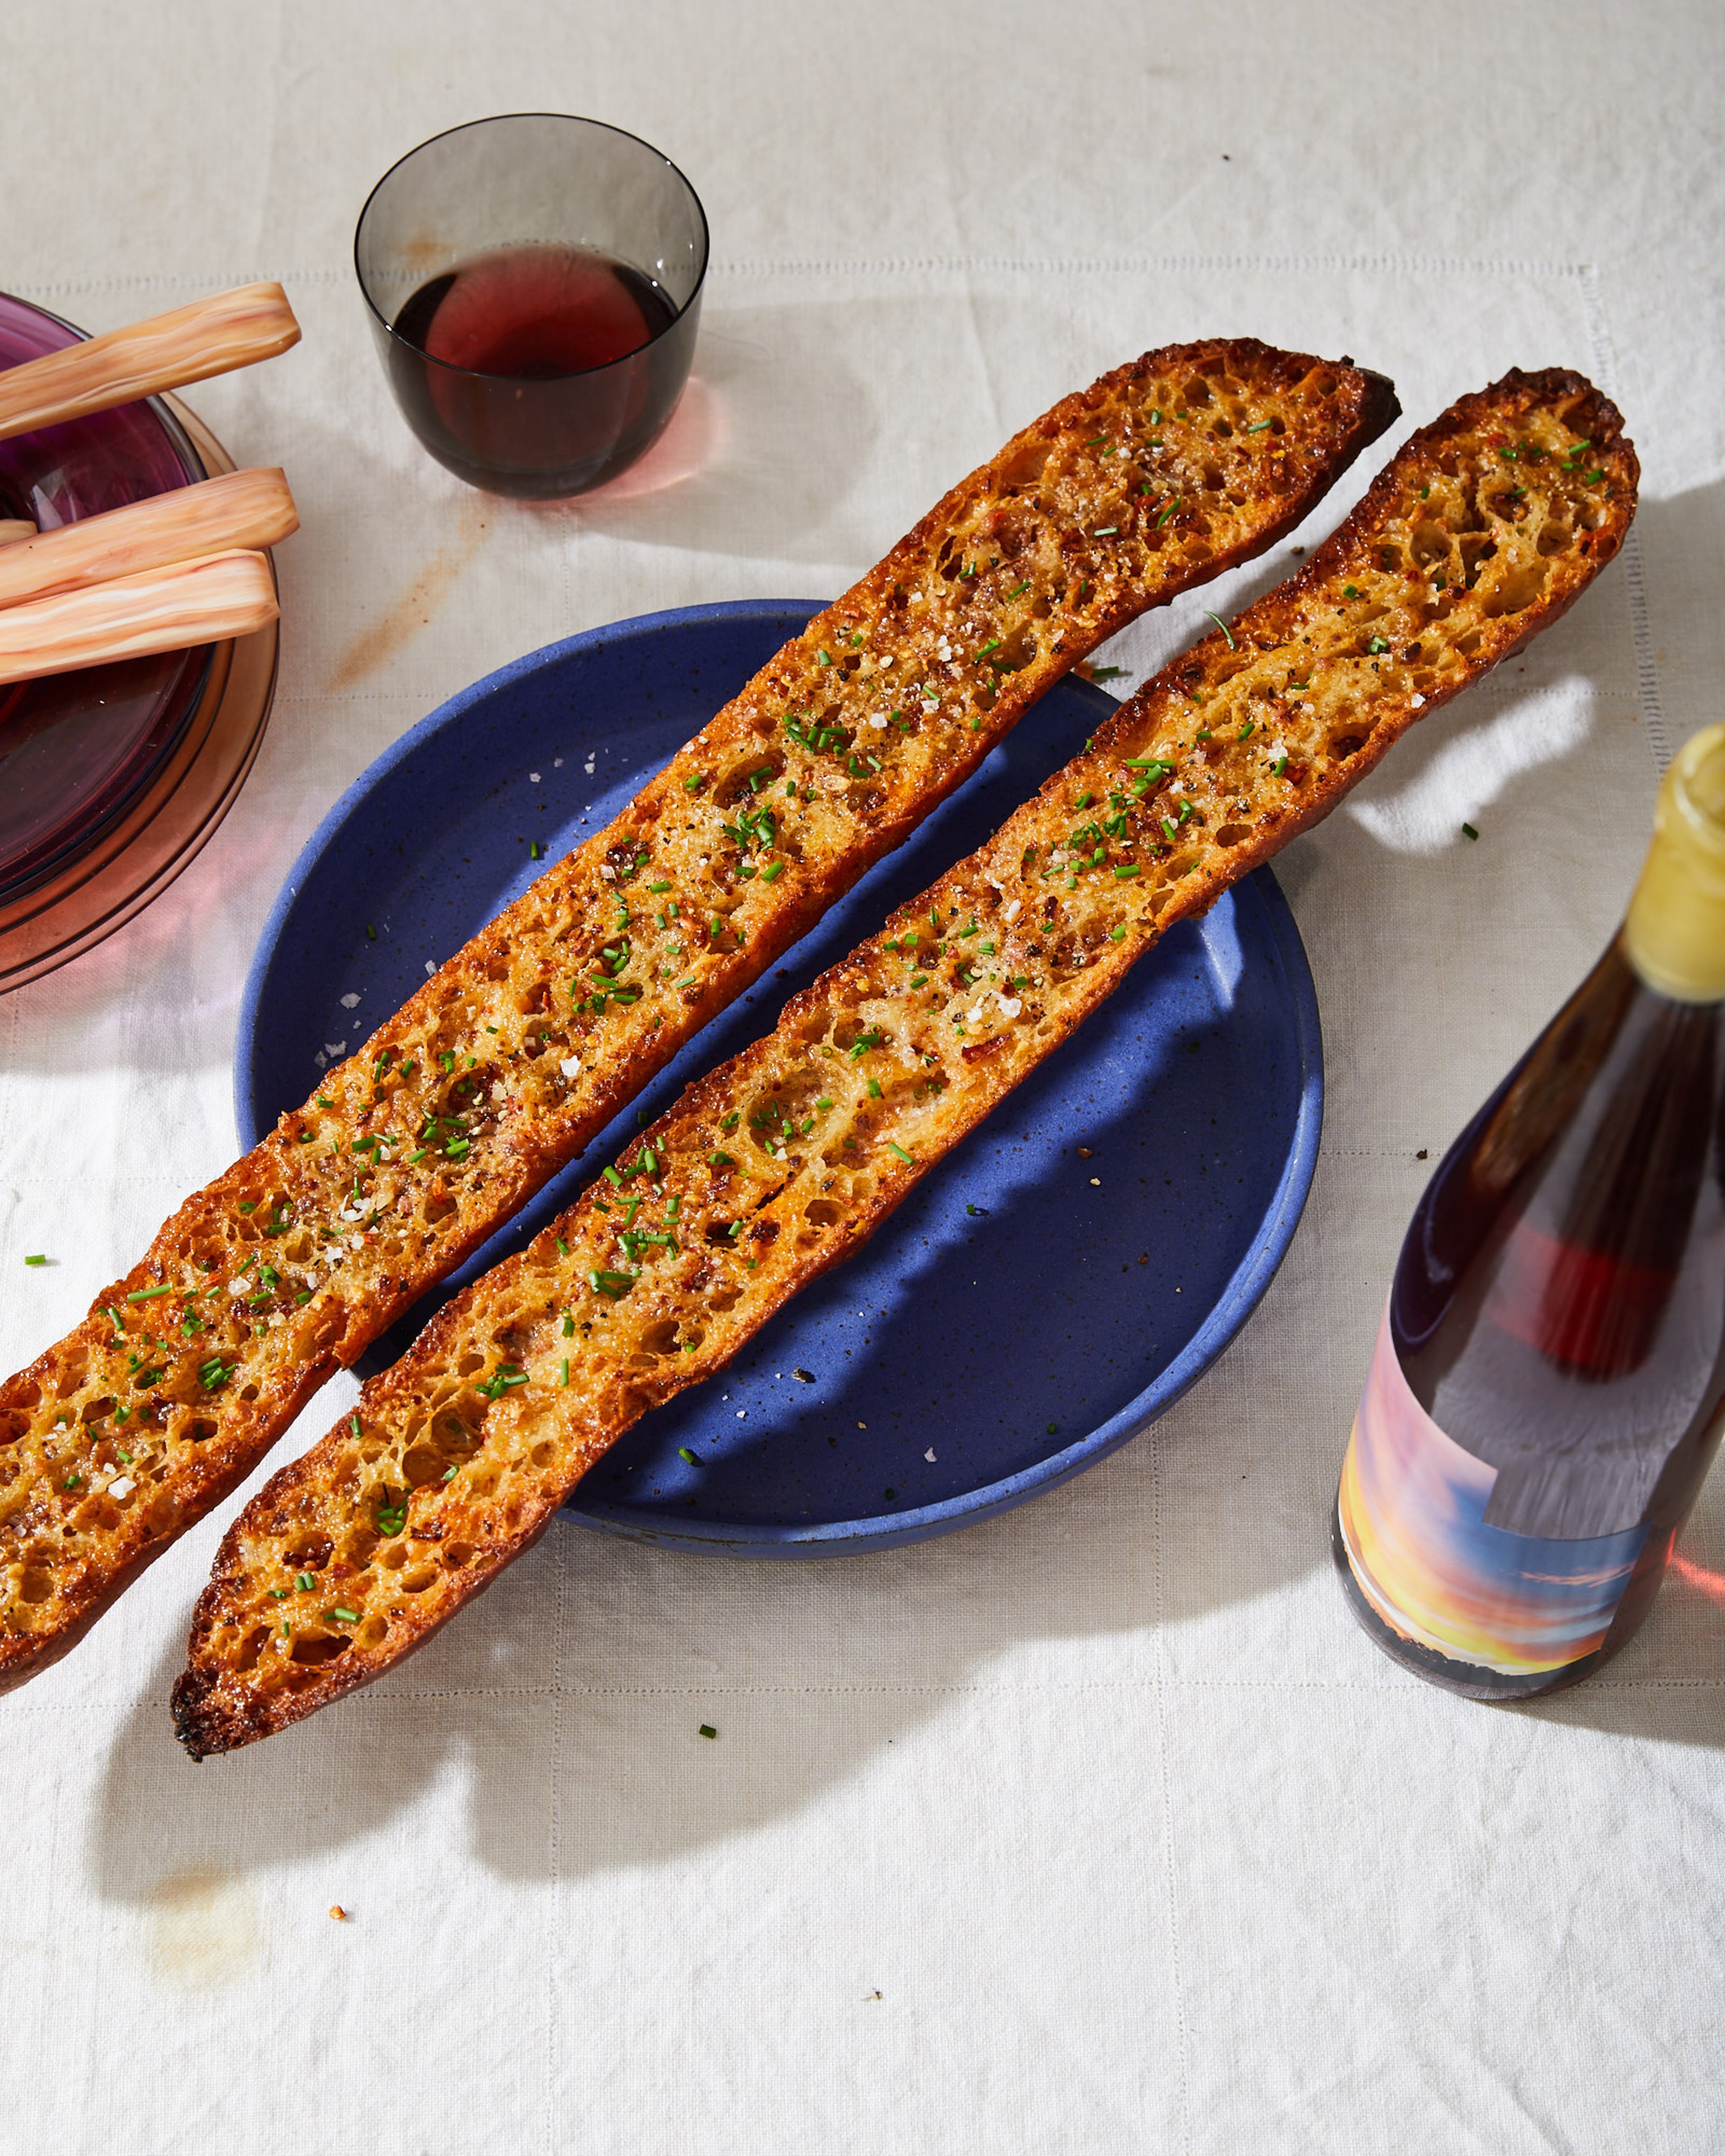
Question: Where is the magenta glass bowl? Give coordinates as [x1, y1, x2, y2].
[0, 294, 212, 902]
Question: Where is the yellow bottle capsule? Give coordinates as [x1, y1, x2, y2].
[1623, 722, 1725, 1003]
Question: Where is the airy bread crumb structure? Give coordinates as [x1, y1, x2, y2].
[173, 367, 1637, 1757]
[0, 341, 1397, 1688]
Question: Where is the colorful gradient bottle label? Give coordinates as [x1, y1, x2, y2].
[1338, 1306, 1648, 1676]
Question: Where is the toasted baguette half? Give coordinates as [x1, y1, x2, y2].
[0, 342, 1395, 1691]
[172, 367, 1637, 1757]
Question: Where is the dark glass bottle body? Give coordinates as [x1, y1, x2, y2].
[1334, 927, 1725, 1700]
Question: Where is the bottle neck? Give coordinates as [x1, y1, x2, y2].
[1622, 723, 1725, 1003]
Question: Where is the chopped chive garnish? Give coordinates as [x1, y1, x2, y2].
[888, 1141, 915, 1163]
[1367, 636, 1390, 655]
[1114, 863, 1140, 878]
[709, 1152, 735, 1168]
[1201, 610, 1236, 650]
[1246, 419, 1274, 432]
[1155, 498, 1181, 527]
[330, 1607, 361, 1624]
[1462, 822, 1480, 840]
[699, 1723, 717, 1739]
[23, 1254, 46, 1267]
[125, 1285, 173, 1302]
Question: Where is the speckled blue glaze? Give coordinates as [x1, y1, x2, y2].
[237, 602, 1322, 1557]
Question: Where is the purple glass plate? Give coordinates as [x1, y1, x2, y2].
[0, 294, 212, 902]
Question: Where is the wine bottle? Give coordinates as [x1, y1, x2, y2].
[1333, 722, 1725, 1698]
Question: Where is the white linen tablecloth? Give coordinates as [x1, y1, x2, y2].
[2, 4, 1722, 2149]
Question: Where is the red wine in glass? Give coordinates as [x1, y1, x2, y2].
[386, 243, 694, 498]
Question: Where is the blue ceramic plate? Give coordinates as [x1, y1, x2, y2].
[238, 602, 1322, 1557]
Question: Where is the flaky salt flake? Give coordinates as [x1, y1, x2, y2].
[339, 992, 360, 1010]
[560, 1057, 580, 1079]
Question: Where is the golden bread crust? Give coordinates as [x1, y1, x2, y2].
[172, 367, 1636, 1756]
[0, 341, 1397, 1690]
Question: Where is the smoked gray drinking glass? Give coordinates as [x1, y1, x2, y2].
[354, 113, 708, 498]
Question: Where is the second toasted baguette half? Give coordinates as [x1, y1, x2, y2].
[173, 367, 1637, 1756]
